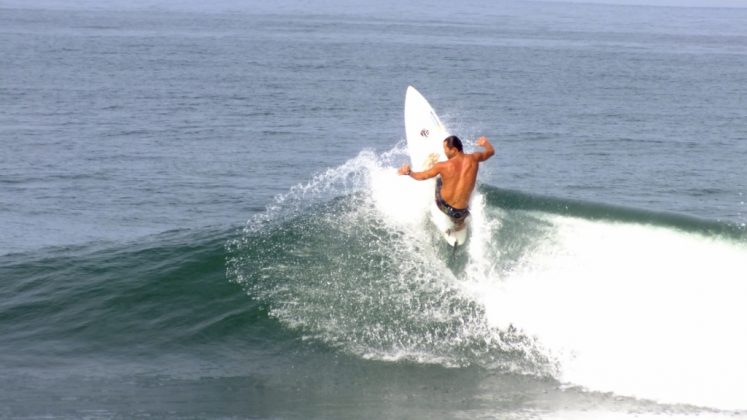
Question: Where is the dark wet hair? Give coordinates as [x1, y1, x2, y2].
[444, 135, 463, 153]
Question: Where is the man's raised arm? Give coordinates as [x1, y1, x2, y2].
[472, 136, 495, 162]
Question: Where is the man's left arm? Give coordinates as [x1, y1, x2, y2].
[472, 136, 495, 162]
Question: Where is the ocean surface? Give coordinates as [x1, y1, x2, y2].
[2, 0, 747, 418]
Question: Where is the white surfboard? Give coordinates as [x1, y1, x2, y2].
[404, 86, 469, 247]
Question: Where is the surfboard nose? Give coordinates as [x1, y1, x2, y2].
[406, 85, 421, 99]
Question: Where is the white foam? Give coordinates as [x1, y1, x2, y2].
[369, 162, 433, 229]
[537, 410, 740, 420]
[467, 214, 747, 410]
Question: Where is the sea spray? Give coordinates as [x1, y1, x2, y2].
[227, 146, 554, 375]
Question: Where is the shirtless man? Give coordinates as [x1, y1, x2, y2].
[398, 135, 495, 229]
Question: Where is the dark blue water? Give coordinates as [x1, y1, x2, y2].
[2, 1, 746, 418]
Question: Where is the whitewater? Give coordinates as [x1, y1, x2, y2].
[229, 144, 747, 412]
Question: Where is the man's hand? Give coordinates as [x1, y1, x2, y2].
[476, 136, 489, 147]
[398, 164, 412, 176]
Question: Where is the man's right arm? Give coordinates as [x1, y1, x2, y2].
[472, 136, 495, 162]
[398, 162, 442, 180]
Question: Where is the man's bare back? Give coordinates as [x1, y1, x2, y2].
[398, 135, 495, 211]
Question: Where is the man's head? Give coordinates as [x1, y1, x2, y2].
[443, 135, 463, 157]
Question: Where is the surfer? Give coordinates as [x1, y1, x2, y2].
[398, 135, 495, 229]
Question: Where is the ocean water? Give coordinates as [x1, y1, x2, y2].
[1, 1, 747, 418]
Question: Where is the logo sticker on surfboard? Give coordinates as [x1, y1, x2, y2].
[420, 128, 429, 138]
